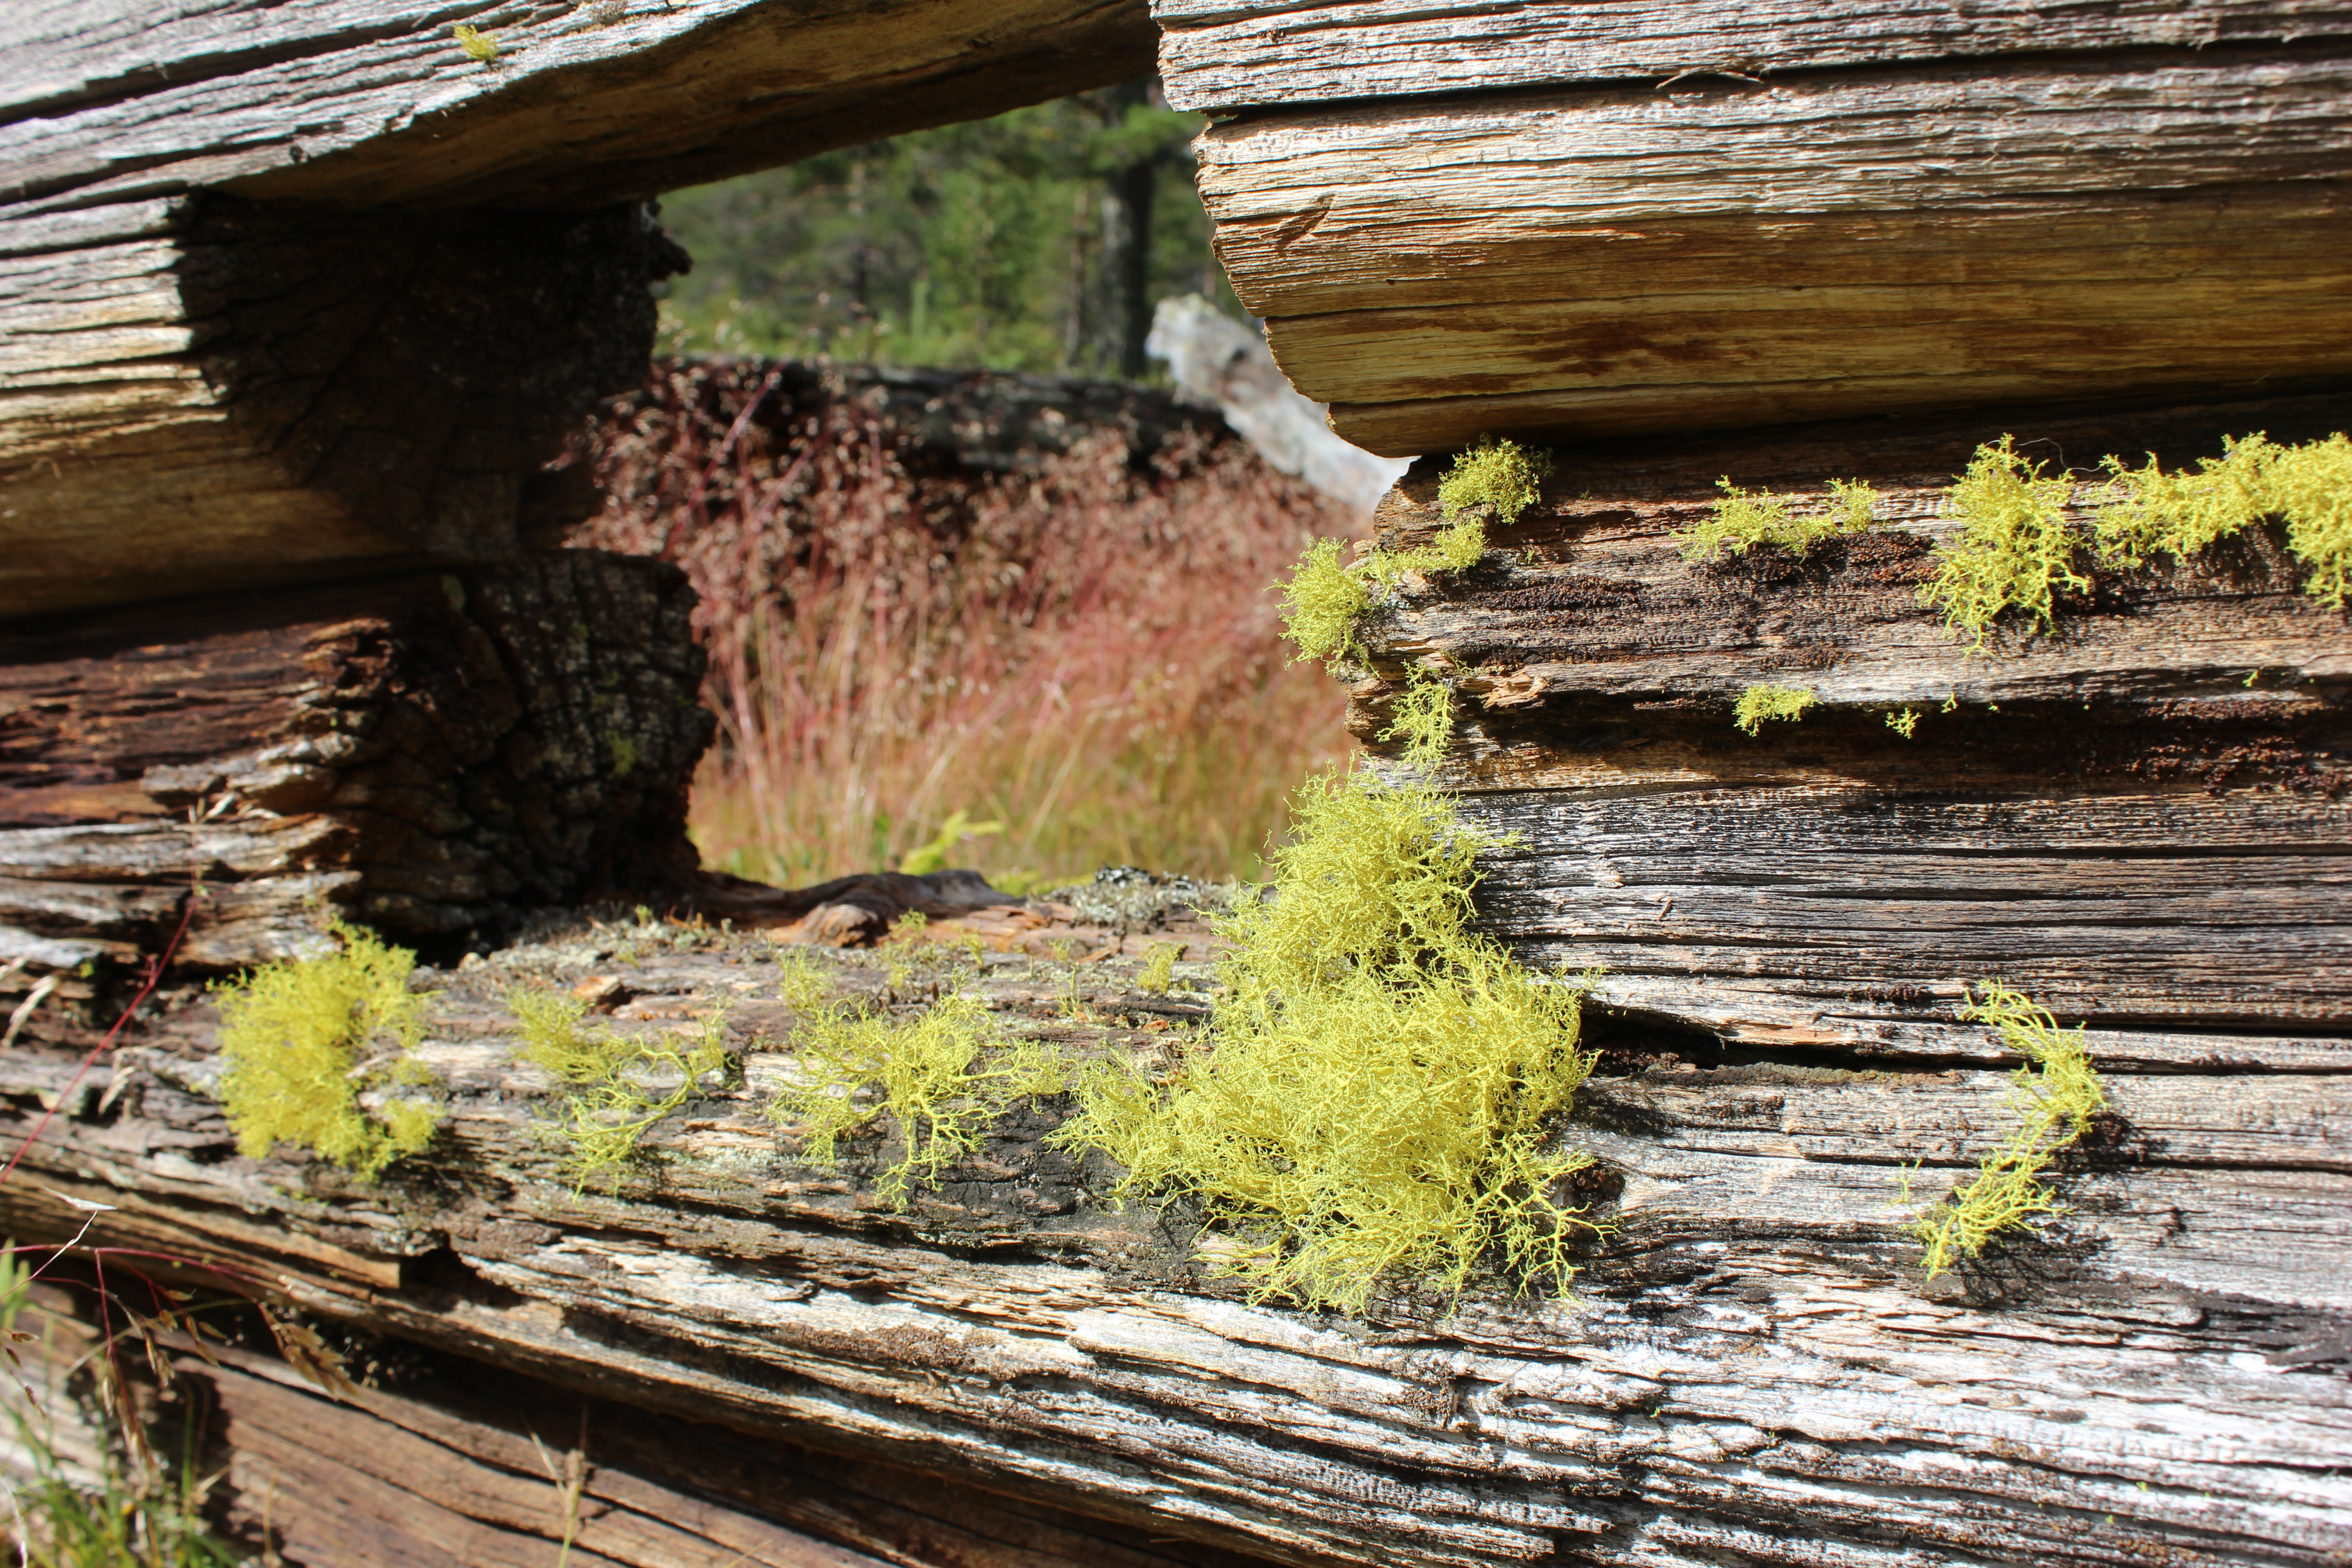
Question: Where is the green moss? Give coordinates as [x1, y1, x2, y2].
[1049, 769, 1597, 1313]
[1908, 982, 2109, 1279]
[1732, 683, 1816, 736]
[213, 919, 440, 1181]
[766, 960, 1069, 1208]
[1678, 477, 1879, 561]
[1437, 436, 1553, 527]
[2096, 431, 2352, 608]
[1918, 436, 2086, 652]
[513, 990, 730, 1192]
[1380, 670, 1455, 769]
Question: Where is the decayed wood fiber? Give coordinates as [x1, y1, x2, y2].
[0, 901, 2343, 1568]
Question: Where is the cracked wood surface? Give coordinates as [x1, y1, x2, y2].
[0, 916, 2346, 1568]
[1181, 21, 2352, 453]
[1343, 392, 2352, 1058]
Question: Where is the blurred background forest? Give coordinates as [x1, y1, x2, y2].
[656, 84, 1245, 380]
[601, 85, 1362, 895]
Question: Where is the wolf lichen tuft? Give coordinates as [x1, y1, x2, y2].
[2095, 431, 2352, 608]
[1380, 670, 1456, 769]
[766, 963, 1069, 1208]
[213, 920, 440, 1181]
[1678, 477, 1879, 561]
[1050, 768, 1598, 1313]
[1278, 524, 1486, 669]
[1733, 684, 1816, 736]
[1437, 436, 1553, 527]
[1909, 983, 2109, 1279]
[1884, 708, 1920, 739]
[1918, 436, 2086, 652]
[451, 22, 499, 61]
[513, 990, 730, 1192]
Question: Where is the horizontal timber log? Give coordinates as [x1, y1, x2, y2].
[0, 549, 711, 990]
[1157, 0, 2352, 113]
[1186, 33, 2352, 451]
[0, 921, 2344, 1567]
[1348, 391, 2352, 1053]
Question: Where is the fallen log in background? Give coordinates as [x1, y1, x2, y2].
[0, 898, 2343, 1567]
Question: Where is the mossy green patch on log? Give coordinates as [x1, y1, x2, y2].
[511, 990, 732, 1192]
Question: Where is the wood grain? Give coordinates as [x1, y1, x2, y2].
[1191, 53, 2352, 451]
[0, 923, 2342, 1568]
[1157, 0, 2352, 113]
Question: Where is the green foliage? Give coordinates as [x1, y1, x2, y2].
[1909, 983, 2109, 1279]
[1277, 524, 1486, 669]
[898, 808, 1004, 875]
[514, 992, 730, 1192]
[1051, 769, 1598, 1313]
[1677, 477, 1879, 561]
[656, 91, 1229, 374]
[2096, 431, 2352, 608]
[1732, 684, 1816, 736]
[1, 1392, 240, 1568]
[1918, 436, 2086, 652]
[212, 921, 439, 1181]
[1436, 437, 1553, 528]
[766, 962, 1069, 1208]
[1380, 671, 1455, 769]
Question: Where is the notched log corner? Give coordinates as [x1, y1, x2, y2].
[0, 549, 714, 1008]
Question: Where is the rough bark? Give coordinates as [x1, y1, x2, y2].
[1346, 389, 2352, 1053]
[0, 549, 712, 998]
[1181, 33, 2352, 453]
[0, 890, 2342, 1568]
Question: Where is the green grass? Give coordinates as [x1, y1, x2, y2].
[1908, 983, 2110, 1279]
[211, 920, 440, 1181]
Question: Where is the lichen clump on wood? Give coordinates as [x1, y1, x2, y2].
[1436, 436, 1553, 528]
[1052, 769, 1598, 1313]
[766, 963, 1067, 1208]
[2095, 431, 2352, 606]
[513, 990, 731, 1191]
[1918, 436, 2085, 652]
[1733, 683, 1816, 736]
[1380, 670, 1456, 768]
[1909, 983, 2110, 1279]
[1279, 437, 1542, 669]
[213, 920, 440, 1181]
[1677, 477, 1879, 561]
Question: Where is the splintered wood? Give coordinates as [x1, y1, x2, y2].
[0, 880, 2343, 1566]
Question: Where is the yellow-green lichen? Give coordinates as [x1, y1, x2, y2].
[1884, 708, 1921, 739]
[1918, 436, 2086, 653]
[1733, 683, 1816, 736]
[451, 22, 498, 61]
[2095, 431, 2352, 608]
[1380, 670, 1456, 769]
[1437, 436, 1553, 528]
[1136, 941, 1181, 995]
[766, 963, 1068, 1208]
[1278, 523, 1486, 669]
[1908, 983, 2109, 1279]
[513, 990, 730, 1191]
[213, 920, 441, 1181]
[1677, 477, 1879, 561]
[1049, 768, 1598, 1313]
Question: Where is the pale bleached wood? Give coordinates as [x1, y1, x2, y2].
[0, 927, 2344, 1568]
[1191, 55, 2352, 452]
[1156, 0, 2352, 113]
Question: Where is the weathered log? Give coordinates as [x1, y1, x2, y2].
[1169, 2, 2352, 453]
[0, 894, 2343, 1568]
[0, 549, 711, 1000]
[0, 0, 1155, 618]
[3, 1281, 1279, 1568]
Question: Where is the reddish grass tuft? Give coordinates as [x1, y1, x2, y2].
[575, 359, 1363, 889]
